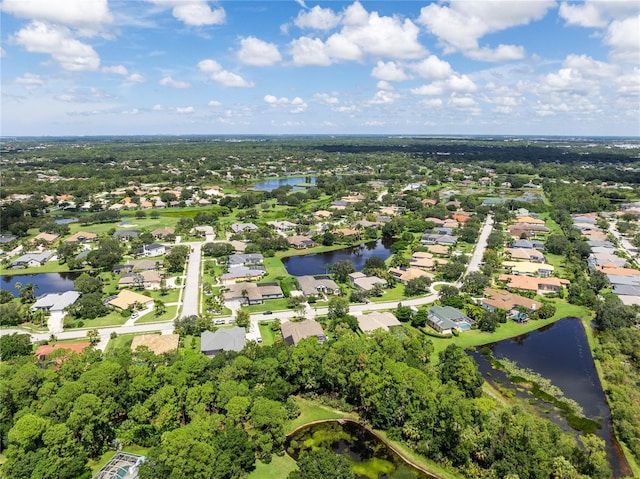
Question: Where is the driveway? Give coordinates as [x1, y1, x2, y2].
[465, 214, 493, 278]
[181, 243, 202, 318]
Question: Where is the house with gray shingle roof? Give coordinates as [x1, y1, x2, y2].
[201, 327, 246, 357]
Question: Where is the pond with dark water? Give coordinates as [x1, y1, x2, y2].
[0, 272, 81, 297]
[252, 176, 316, 191]
[285, 420, 435, 479]
[282, 238, 395, 276]
[470, 317, 631, 478]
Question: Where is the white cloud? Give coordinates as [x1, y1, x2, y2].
[126, 73, 145, 83]
[615, 68, 640, 96]
[176, 106, 195, 114]
[411, 55, 453, 80]
[291, 2, 425, 66]
[294, 5, 341, 30]
[605, 15, 640, 63]
[198, 59, 253, 87]
[208, 100, 222, 107]
[368, 90, 399, 105]
[15, 72, 45, 90]
[146, 0, 225, 26]
[419, 98, 443, 108]
[411, 73, 477, 96]
[371, 61, 409, 81]
[121, 108, 139, 115]
[102, 64, 128, 75]
[418, 1, 553, 60]
[264, 94, 308, 113]
[559, 1, 638, 28]
[0, 47, 5, 57]
[376, 81, 394, 90]
[13, 21, 100, 71]
[238, 37, 281, 66]
[450, 95, 477, 108]
[152, 104, 164, 111]
[290, 37, 331, 66]
[2, 0, 112, 34]
[159, 76, 191, 89]
[314, 93, 339, 104]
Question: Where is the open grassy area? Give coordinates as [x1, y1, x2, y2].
[0, 260, 83, 276]
[285, 397, 356, 431]
[429, 300, 592, 359]
[247, 453, 298, 479]
[258, 323, 279, 346]
[544, 253, 568, 278]
[104, 332, 145, 353]
[69, 310, 129, 329]
[260, 256, 289, 281]
[246, 298, 290, 313]
[135, 304, 178, 324]
[369, 284, 407, 303]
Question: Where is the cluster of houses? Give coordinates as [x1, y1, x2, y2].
[576, 213, 640, 307]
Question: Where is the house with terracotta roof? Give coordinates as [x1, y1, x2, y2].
[31, 232, 60, 244]
[498, 274, 569, 294]
[66, 231, 98, 243]
[482, 288, 539, 313]
[513, 216, 545, 225]
[388, 267, 433, 284]
[503, 261, 554, 277]
[131, 334, 179, 355]
[287, 235, 315, 249]
[35, 342, 92, 361]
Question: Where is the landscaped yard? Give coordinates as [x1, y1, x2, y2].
[104, 332, 147, 353]
[258, 323, 279, 346]
[246, 298, 290, 313]
[135, 304, 178, 324]
[69, 310, 129, 329]
[369, 284, 406, 303]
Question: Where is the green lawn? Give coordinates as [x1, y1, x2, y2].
[181, 335, 202, 352]
[69, 310, 129, 329]
[545, 253, 568, 278]
[260, 256, 289, 281]
[247, 453, 298, 479]
[135, 305, 178, 324]
[247, 298, 290, 313]
[145, 288, 180, 303]
[104, 332, 148, 353]
[369, 284, 407, 303]
[0, 260, 85, 276]
[258, 323, 279, 346]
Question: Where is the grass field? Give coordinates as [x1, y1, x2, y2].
[247, 453, 298, 479]
[135, 304, 178, 324]
[70, 310, 129, 329]
[104, 332, 147, 353]
[369, 284, 407, 303]
[247, 298, 290, 313]
[258, 323, 279, 346]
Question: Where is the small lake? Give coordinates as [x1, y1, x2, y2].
[252, 176, 316, 191]
[282, 238, 394, 276]
[0, 272, 81, 297]
[471, 318, 630, 478]
[286, 420, 434, 479]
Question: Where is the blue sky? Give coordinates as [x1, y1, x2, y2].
[1, 0, 639, 136]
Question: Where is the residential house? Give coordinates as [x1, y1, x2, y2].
[201, 327, 246, 357]
[388, 267, 433, 284]
[118, 270, 163, 290]
[220, 266, 266, 285]
[268, 220, 297, 232]
[512, 239, 545, 250]
[313, 210, 332, 219]
[10, 251, 54, 269]
[151, 227, 175, 239]
[498, 274, 569, 294]
[223, 282, 284, 305]
[131, 334, 179, 355]
[420, 233, 457, 246]
[0, 234, 18, 244]
[127, 259, 163, 271]
[503, 261, 554, 277]
[135, 243, 166, 258]
[426, 244, 450, 256]
[31, 232, 60, 244]
[281, 319, 327, 346]
[348, 272, 387, 291]
[410, 251, 447, 270]
[357, 312, 401, 333]
[35, 342, 92, 361]
[113, 230, 139, 241]
[65, 231, 98, 243]
[482, 288, 539, 319]
[297, 275, 341, 297]
[108, 290, 154, 310]
[228, 253, 264, 267]
[332, 228, 361, 239]
[287, 235, 315, 249]
[506, 248, 545, 263]
[30, 291, 81, 313]
[427, 306, 474, 334]
[513, 216, 545, 225]
[230, 223, 258, 234]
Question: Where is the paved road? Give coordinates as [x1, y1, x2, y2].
[464, 214, 493, 278]
[609, 219, 639, 265]
[181, 242, 202, 318]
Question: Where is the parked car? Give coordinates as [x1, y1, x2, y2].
[263, 311, 273, 315]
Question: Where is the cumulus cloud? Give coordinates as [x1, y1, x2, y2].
[605, 15, 640, 63]
[13, 21, 100, 71]
[238, 37, 281, 66]
[102, 65, 146, 82]
[264, 94, 308, 113]
[294, 5, 341, 30]
[159, 76, 191, 89]
[376, 81, 394, 90]
[371, 61, 409, 81]
[314, 93, 339, 104]
[15, 72, 45, 90]
[208, 100, 222, 107]
[2, 0, 113, 35]
[411, 74, 477, 96]
[291, 1, 425, 66]
[126, 73, 145, 83]
[146, 0, 225, 26]
[368, 90, 399, 105]
[176, 106, 195, 114]
[418, 1, 553, 61]
[411, 55, 453, 80]
[559, 1, 638, 28]
[198, 59, 253, 87]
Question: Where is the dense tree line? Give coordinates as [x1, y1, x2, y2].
[0, 328, 610, 479]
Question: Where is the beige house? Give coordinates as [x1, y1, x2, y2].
[108, 290, 154, 310]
